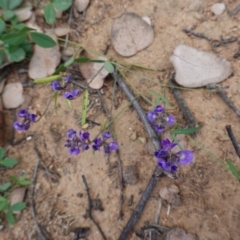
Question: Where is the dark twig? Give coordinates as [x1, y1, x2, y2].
[229, 4, 240, 16]
[81, 175, 107, 240]
[206, 84, 240, 117]
[112, 71, 162, 240]
[31, 146, 48, 240]
[182, 28, 212, 41]
[169, 77, 197, 127]
[97, 90, 124, 219]
[225, 125, 240, 158]
[211, 37, 238, 48]
[233, 45, 240, 59]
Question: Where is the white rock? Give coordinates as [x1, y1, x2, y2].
[211, 3, 225, 15]
[54, 27, 72, 37]
[170, 45, 233, 88]
[142, 16, 151, 25]
[111, 12, 154, 57]
[28, 40, 61, 79]
[74, 0, 89, 12]
[14, 6, 33, 22]
[2, 82, 24, 109]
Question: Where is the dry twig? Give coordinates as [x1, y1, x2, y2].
[225, 125, 240, 159]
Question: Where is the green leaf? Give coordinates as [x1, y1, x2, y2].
[30, 32, 56, 48]
[0, 19, 6, 34]
[44, 3, 56, 24]
[81, 90, 88, 126]
[53, 0, 72, 11]
[6, 210, 15, 225]
[10, 202, 26, 211]
[20, 40, 32, 55]
[0, 201, 8, 211]
[104, 61, 114, 73]
[8, 0, 22, 10]
[0, 182, 11, 192]
[0, 0, 8, 10]
[19, 180, 31, 186]
[34, 74, 61, 84]
[2, 32, 27, 45]
[9, 176, 19, 184]
[0, 157, 18, 167]
[0, 148, 5, 160]
[171, 126, 202, 135]
[0, 196, 7, 202]
[64, 56, 74, 67]
[3, 10, 15, 20]
[226, 160, 240, 181]
[54, 63, 66, 74]
[5, 47, 25, 62]
[0, 50, 3, 66]
[10, 15, 18, 25]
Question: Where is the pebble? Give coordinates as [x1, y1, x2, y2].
[10, 187, 27, 214]
[170, 45, 233, 88]
[129, 132, 137, 141]
[74, 0, 89, 12]
[165, 228, 198, 240]
[2, 82, 24, 109]
[211, 3, 225, 15]
[138, 137, 146, 144]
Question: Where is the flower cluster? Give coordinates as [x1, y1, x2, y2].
[147, 105, 175, 133]
[92, 131, 118, 154]
[13, 109, 37, 131]
[154, 139, 193, 173]
[51, 76, 80, 100]
[64, 130, 118, 155]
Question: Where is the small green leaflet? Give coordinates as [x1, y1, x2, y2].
[171, 126, 202, 135]
[0, 0, 8, 10]
[104, 61, 114, 73]
[8, 0, 22, 10]
[6, 47, 25, 62]
[6, 210, 15, 225]
[81, 90, 89, 126]
[0, 182, 11, 192]
[64, 56, 74, 67]
[53, 0, 72, 11]
[226, 160, 240, 181]
[44, 4, 56, 24]
[74, 57, 104, 63]
[2, 32, 27, 45]
[30, 32, 56, 48]
[3, 10, 15, 20]
[0, 148, 5, 160]
[0, 158, 18, 167]
[10, 202, 26, 211]
[0, 19, 6, 34]
[0, 201, 8, 211]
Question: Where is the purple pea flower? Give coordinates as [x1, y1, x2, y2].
[63, 89, 80, 100]
[13, 109, 37, 131]
[92, 131, 118, 154]
[64, 129, 90, 155]
[155, 138, 193, 173]
[147, 105, 175, 133]
[51, 81, 63, 91]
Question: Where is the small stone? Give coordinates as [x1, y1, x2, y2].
[170, 45, 233, 88]
[144, 140, 155, 154]
[138, 137, 146, 144]
[54, 27, 72, 37]
[74, 0, 89, 12]
[211, 3, 225, 15]
[82, 123, 89, 129]
[129, 132, 137, 141]
[62, 46, 75, 56]
[142, 16, 151, 25]
[14, 5, 32, 22]
[169, 193, 182, 206]
[159, 187, 171, 201]
[2, 82, 24, 109]
[123, 165, 138, 185]
[165, 228, 198, 240]
[168, 184, 179, 194]
[111, 12, 154, 57]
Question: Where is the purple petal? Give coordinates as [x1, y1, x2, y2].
[154, 149, 168, 158]
[63, 89, 80, 100]
[69, 147, 80, 155]
[177, 150, 194, 165]
[92, 138, 102, 151]
[65, 75, 71, 83]
[82, 144, 89, 151]
[154, 124, 165, 133]
[67, 129, 76, 138]
[17, 109, 29, 118]
[13, 122, 29, 131]
[161, 139, 177, 149]
[157, 158, 168, 170]
[165, 114, 175, 126]
[51, 81, 62, 91]
[154, 105, 164, 113]
[29, 114, 37, 122]
[81, 131, 90, 140]
[108, 142, 118, 151]
[103, 131, 112, 139]
[147, 111, 156, 122]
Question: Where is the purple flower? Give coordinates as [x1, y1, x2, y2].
[92, 131, 118, 154]
[147, 105, 175, 133]
[51, 81, 63, 91]
[155, 138, 193, 173]
[13, 109, 36, 131]
[63, 89, 80, 100]
[65, 129, 90, 155]
[65, 75, 71, 83]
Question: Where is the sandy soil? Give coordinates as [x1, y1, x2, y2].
[1, 0, 240, 239]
